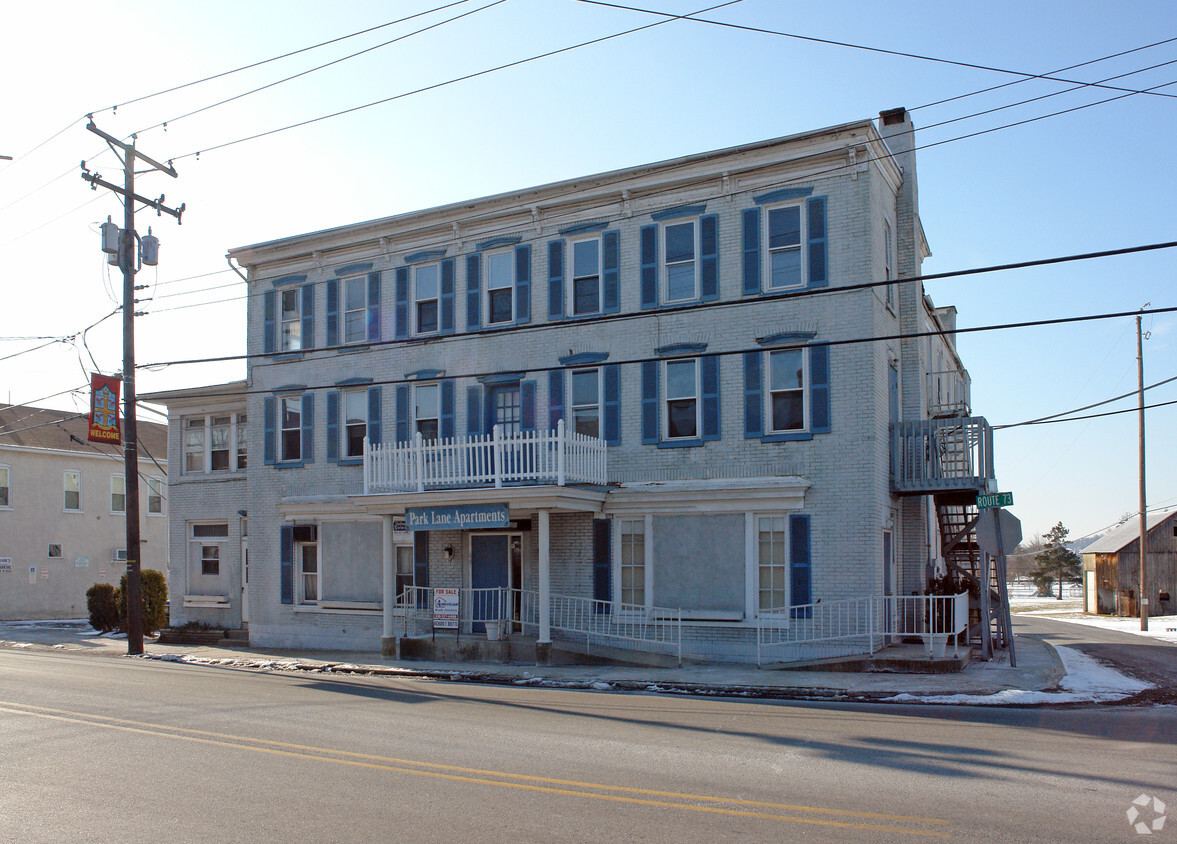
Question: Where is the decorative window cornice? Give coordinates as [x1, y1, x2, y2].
[404, 249, 447, 265]
[756, 331, 817, 347]
[476, 372, 525, 385]
[335, 262, 374, 277]
[753, 187, 813, 205]
[654, 342, 708, 357]
[558, 351, 609, 366]
[272, 274, 307, 288]
[405, 369, 445, 381]
[475, 235, 522, 251]
[558, 220, 609, 236]
[334, 377, 374, 387]
[650, 203, 707, 221]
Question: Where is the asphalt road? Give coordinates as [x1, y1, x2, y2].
[1, 647, 1174, 843]
[1013, 612, 1177, 692]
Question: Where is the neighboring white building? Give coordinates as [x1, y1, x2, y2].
[0, 404, 168, 620]
[153, 108, 999, 663]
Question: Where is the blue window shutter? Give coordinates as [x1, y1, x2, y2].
[700, 214, 718, 302]
[301, 283, 314, 350]
[466, 386, 482, 436]
[640, 225, 658, 310]
[326, 390, 340, 463]
[743, 352, 763, 438]
[603, 364, 620, 445]
[301, 392, 314, 463]
[701, 355, 720, 441]
[641, 361, 659, 444]
[790, 514, 811, 612]
[521, 380, 536, 431]
[810, 345, 831, 434]
[395, 385, 410, 444]
[742, 207, 761, 295]
[280, 525, 294, 604]
[548, 369, 565, 430]
[325, 280, 339, 347]
[440, 258, 455, 334]
[263, 396, 276, 465]
[394, 267, 409, 339]
[547, 240, 564, 321]
[414, 531, 430, 590]
[602, 230, 620, 313]
[592, 518, 611, 610]
[368, 385, 382, 446]
[807, 196, 827, 288]
[367, 272, 381, 342]
[466, 254, 481, 330]
[514, 244, 531, 325]
[263, 291, 276, 354]
[440, 380, 455, 440]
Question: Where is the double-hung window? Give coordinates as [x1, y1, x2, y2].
[768, 349, 806, 433]
[619, 518, 645, 607]
[184, 418, 205, 472]
[343, 276, 369, 344]
[184, 414, 246, 474]
[146, 477, 164, 515]
[295, 525, 319, 605]
[757, 516, 788, 612]
[342, 390, 368, 458]
[414, 264, 440, 334]
[395, 545, 415, 601]
[281, 396, 302, 462]
[210, 415, 231, 470]
[280, 288, 302, 351]
[63, 470, 81, 512]
[413, 383, 440, 441]
[0, 465, 9, 508]
[570, 238, 601, 316]
[663, 221, 697, 303]
[570, 369, 601, 438]
[236, 413, 248, 469]
[485, 251, 515, 325]
[191, 523, 228, 578]
[664, 359, 699, 440]
[110, 474, 126, 514]
[766, 205, 803, 290]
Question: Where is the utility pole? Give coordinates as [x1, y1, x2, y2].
[81, 122, 184, 655]
[1136, 313, 1149, 632]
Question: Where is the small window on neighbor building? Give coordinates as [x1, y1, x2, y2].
[48, 544, 62, 558]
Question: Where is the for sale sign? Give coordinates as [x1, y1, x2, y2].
[433, 588, 459, 630]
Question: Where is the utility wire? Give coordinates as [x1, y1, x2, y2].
[994, 373, 1177, 430]
[170, 1, 745, 161]
[578, 0, 1177, 100]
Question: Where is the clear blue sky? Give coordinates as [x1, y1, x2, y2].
[2, 0, 1174, 542]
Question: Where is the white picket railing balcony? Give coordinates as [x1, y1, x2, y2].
[364, 419, 607, 494]
[927, 369, 971, 418]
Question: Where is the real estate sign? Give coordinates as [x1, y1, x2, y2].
[433, 588, 459, 630]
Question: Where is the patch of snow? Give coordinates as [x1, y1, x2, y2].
[590, 681, 613, 691]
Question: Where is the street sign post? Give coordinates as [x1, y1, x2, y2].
[977, 491, 1014, 509]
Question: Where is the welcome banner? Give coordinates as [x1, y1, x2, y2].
[88, 373, 122, 445]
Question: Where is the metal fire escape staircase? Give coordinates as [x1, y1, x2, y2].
[892, 410, 1010, 658]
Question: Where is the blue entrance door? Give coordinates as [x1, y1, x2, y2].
[470, 534, 509, 633]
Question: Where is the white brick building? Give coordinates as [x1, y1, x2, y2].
[151, 109, 997, 663]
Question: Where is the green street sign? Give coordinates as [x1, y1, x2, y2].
[977, 491, 1013, 509]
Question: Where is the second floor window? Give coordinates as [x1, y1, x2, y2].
[183, 413, 246, 474]
[280, 288, 302, 351]
[343, 390, 368, 458]
[111, 474, 126, 514]
[570, 369, 600, 438]
[281, 397, 302, 462]
[0, 465, 11, 507]
[146, 477, 164, 514]
[210, 415, 232, 470]
[767, 205, 803, 290]
[769, 349, 805, 432]
[64, 470, 81, 511]
[571, 238, 601, 315]
[664, 221, 697, 302]
[486, 251, 515, 325]
[414, 264, 439, 334]
[414, 383, 440, 441]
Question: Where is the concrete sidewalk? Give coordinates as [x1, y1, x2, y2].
[0, 619, 1068, 702]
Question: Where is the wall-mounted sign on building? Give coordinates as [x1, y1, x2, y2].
[405, 504, 509, 531]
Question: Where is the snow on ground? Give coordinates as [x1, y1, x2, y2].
[1017, 602, 1177, 645]
[884, 646, 1153, 706]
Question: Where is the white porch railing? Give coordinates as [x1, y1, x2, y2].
[365, 419, 607, 494]
[757, 592, 969, 666]
[394, 586, 681, 661]
[892, 416, 994, 493]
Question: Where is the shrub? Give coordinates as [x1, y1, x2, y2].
[86, 583, 120, 632]
[117, 569, 169, 635]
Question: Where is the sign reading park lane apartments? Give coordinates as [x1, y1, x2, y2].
[405, 504, 510, 531]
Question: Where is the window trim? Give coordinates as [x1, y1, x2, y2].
[298, 538, 319, 606]
[764, 202, 806, 292]
[661, 219, 699, 304]
[766, 348, 809, 435]
[110, 473, 126, 515]
[569, 236, 602, 316]
[342, 275, 370, 345]
[413, 382, 441, 442]
[663, 358, 700, 441]
[279, 287, 303, 351]
[341, 389, 368, 459]
[413, 263, 441, 336]
[279, 395, 303, 463]
[0, 463, 11, 509]
[612, 515, 653, 614]
[182, 413, 247, 475]
[189, 522, 229, 583]
[755, 514, 789, 616]
[63, 469, 82, 513]
[146, 476, 164, 515]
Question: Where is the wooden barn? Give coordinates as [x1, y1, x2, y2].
[1082, 510, 1177, 617]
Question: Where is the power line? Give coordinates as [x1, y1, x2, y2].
[996, 395, 1177, 429]
[169, 1, 745, 162]
[578, 0, 1177, 100]
[994, 373, 1177, 430]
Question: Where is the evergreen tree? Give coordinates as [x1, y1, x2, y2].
[1029, 522, 1082, 599]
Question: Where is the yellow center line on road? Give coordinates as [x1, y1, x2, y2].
[1, 701, 951, 838]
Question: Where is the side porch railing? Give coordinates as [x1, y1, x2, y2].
[365, 419, 607, 494]
[756, 592, 969, 666]
[892, 416, 994, 494]
[394, 586, 681, 661]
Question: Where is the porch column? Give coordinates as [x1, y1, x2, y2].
[538, 509, 551, 645]
[382, 514, 395, 641]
